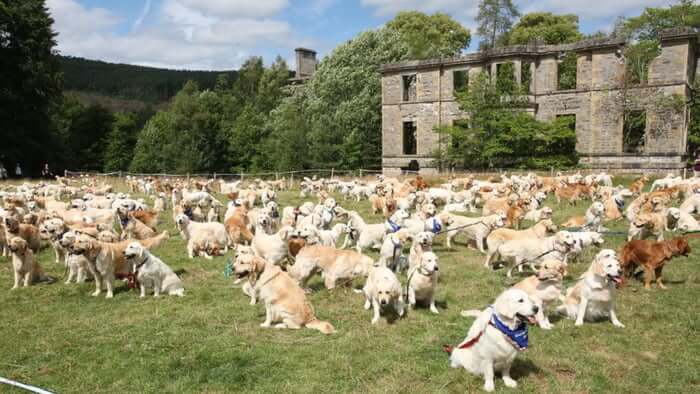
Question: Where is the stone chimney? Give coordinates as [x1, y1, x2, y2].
[294, 48, 317, 79]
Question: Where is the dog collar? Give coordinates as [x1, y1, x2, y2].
[490, 312, 529, 351]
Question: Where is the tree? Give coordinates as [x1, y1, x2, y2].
[104, 112, 140, 172]
[620, 1, 700, 86]
[305, 28, 410, 169]
[435, 73, 577, 169]
[130, 81, 227, 173]
[476, 0, 519, 50]
[387, 11, 471, 59]
[50, 94, 114, 171]
[621, 0, 700, 41]
[0, 0, 62, 174]
[506, 12, 582, 45]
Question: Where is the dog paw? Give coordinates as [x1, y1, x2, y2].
[483, 382, 495, 392]
[574, 321, 584, 327]
[503, 377, 518, 388]
[91, 291, 100, 297]
[371, 318, 380, 325]
[613, 322, 625, 328]
[430, 306, 439, 314]
[105, 293, 114, 299]
[260, 322, 271, 328]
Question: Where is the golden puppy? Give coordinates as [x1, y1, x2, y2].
[233, 254, 335, 334]
[8, 237, 48, 289]
[512, 259, 566, 329]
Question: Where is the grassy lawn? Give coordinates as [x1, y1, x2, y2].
[1, 178, 699, 393]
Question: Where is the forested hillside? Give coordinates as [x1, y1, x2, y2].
[58, 56, 237, 103]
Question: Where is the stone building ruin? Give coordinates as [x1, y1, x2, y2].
[380, 28, 698, 175]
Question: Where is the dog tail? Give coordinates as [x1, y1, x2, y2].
[170, 287, 185, 297]
[306, 319, 335, 335]
[460, 309, 481, 318]
[143, 231, 169, 250]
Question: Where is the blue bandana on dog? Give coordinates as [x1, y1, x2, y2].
[490, 313, 529, 351]
[430, 218, 442, 234]
[386, 219, 401, 233]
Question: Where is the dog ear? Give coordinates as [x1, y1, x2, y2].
[493, 292, 516, 320]
[138, 244, 145, 258]
[593, 260, 605, 276]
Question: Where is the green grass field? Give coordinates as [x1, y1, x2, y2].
[1, 178, 699, 393]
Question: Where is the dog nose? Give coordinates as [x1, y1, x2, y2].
[434, 266, 439, 271]
[380, 300, 387, 305]
[532, 305, 539, 314]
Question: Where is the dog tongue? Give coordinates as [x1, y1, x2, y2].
[527, 316, 538, 325]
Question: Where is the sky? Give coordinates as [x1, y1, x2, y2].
[46, 0, 674, 71]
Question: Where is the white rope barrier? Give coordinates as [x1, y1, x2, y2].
[0, 377, 54, 394]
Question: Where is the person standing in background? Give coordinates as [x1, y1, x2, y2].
[0, 164, 7, 180]
[15, 163, 22, 178]
[694, 150, 700, 178]
[42, 163, 51, 178]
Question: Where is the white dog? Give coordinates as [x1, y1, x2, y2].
[557, 249, 624, 328]
[450, 289, 538, 392]
[407, 251, 439, 313]
[362, 266, 405, 324]
[124, 242, 185, 297]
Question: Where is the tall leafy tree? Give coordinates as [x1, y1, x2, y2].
[387, 11, 471, 59]
[305, 28, 410, 169]
[436, 73, 577, 169]
[621, 0, 700, 41]
[505, 12, 582, 45]
[620, 1, 700, 85]
[476, 0, 520, 50]
[103, 112, 141, 172]
[0, 0, 62, 174]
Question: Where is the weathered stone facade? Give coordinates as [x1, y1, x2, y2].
[380, 28, 698, 175]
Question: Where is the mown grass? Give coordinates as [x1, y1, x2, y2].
[1, 178, 699, 393]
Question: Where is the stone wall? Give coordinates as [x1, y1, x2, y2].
[381, 29, 697, 174]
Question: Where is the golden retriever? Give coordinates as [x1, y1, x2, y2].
[512, 259, 566, 329]
[557, 249, 624, 327]
[361, 266, 405, 324]
[233, 254, 335, 334]
[288, 244, 374, 290]
[450, 288, 538, 392]
[8, 237, 48, 289]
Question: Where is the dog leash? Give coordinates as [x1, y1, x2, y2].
[433, 221, 485, 236]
